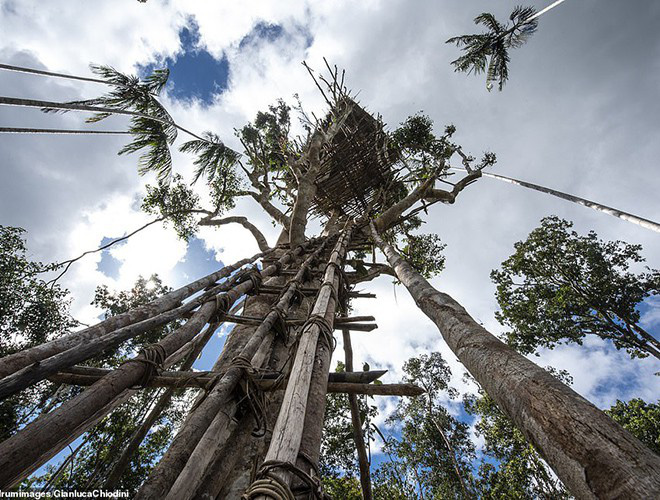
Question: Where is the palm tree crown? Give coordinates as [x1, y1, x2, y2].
[446, 6, 538, 91]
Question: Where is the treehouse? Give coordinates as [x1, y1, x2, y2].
[311, 97, 398, 219]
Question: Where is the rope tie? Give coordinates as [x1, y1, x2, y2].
[231, 355, 268, 437]
[270, 260, 283, 275]
[240, 266, 263, 296]
[277, 278, 305, 308]
[270, 305, 289, 342]
[243, 461, 325, 500]
[242, 475, 294, 500]
[301, 264, 314, 283]
[325, 261, 350, 312]
[124, 344, 166, 388]
[302, 314, 335, 351]
[210, 293, 230, 323]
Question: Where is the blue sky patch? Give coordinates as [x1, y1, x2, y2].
[96, 237, 123, 279]
[140, 20, 229, 105]
[172, 237, 222, 284]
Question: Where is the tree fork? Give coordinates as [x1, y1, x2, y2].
[370, 221, 660, 499]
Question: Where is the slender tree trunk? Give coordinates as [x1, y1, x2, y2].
[342, 328, 373, 500]
[476, 169, 660, 234]
[370, 222, 660, 499]
[0, 252, 265, 380]
[0, 96, 208, 143]
[0, 63, 109, 84]
[0, 127, 131, 134]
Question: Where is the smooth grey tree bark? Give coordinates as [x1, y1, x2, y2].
[370, 222, 660, 500]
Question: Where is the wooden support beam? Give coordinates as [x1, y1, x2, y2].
[334, 323, 377, 332]
[48, 367, 389, 389]
[328, 383, 424, 397]
[335, 315, 375, 323]
[349, 291, 376, 298]
[222, 313, 377, 331]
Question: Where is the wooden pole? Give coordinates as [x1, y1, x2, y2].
[49, 367, 388, 388]
[0, 250, 280, 399]
[159, 244, 328, 500]
[0, 251, 268, 380]
[343, 327, 373, 500]
[247, 224, 353, 499]
[0, 244, 307, 489]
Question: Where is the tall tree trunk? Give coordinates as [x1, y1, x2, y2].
[0, 252, 265, 380]
[370, 222, 660, 500]
[476, 170, 660, 234]
[288, 131, 324, 247]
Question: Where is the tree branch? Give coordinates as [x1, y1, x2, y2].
[348, 264, 396, 284]
[423, 170, 482, 204]
[248, 190, 290, 227]
[373, 176, 436, 231]
[199, 216, 270, 252]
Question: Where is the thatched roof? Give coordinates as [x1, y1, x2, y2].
[311, 98, 397, 218]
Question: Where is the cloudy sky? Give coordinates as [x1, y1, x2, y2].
[1, 0, 659, 453]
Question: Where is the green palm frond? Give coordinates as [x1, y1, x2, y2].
[41, 65, 173, 133]
[447, 5, 538, 91]
[179, 132, 239, 184]
[118, 116, 172, 183]
[474, 13, 505, 34]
